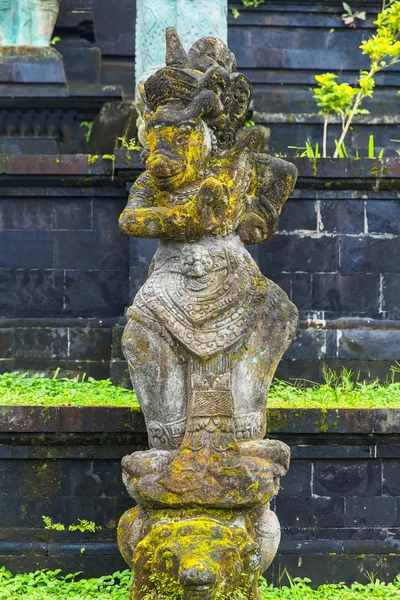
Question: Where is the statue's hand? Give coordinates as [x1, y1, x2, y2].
[193, 177, 231, 235]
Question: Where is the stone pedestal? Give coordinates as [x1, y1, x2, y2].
[0, 46, 123, 154]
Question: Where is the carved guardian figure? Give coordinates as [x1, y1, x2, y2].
[118, 28, 298, 599]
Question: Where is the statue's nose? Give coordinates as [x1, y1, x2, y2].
[180, 565, 217, 587]
[147, 153, 181, 177]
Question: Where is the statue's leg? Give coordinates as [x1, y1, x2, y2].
[30, 0, 60, 46]
[0, 0, 15, 45]
[122, 314, 188, 450]
[232, 281, 298, 440]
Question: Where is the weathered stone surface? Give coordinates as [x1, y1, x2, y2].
[0, 1, 61, 47]
[117, 28, 298, 598]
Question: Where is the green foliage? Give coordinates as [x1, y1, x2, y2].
[42, 516, 65, 532]
[2, 368, 400, 409]
[241, 0, 265, 7]
[0, 371, 138, 408]
[68, 519, 102, 533]
[80, 121, 94, 143]
[232, 8, 240, 18]
[313, 73, 364, 120]
[117, 136, 140, 151]
[268, 366, 400, 408]
[50, 36, 61, 46]
[311, 1, 400, 156]
[244, 119, 255, 127]
[342, 2, 366, 28]
[0, 569, 399, 600]
[0, 567, 133, 599]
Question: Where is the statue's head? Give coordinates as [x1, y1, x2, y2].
[140, 28, 252, 191]
[133, 517, 261, 600]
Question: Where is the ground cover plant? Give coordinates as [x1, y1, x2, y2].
[1, 367, 400, 409]
[0, 569, 399, 600]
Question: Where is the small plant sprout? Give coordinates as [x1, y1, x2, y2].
[69, 519, 102, 533]
[313, 73, 363, 157]
[117, 136, 140, 151]
[342, 2, 366, 28]
[50, 35, 60, 45]
[80, 121, 94, 143]
[231, 8, 240, 19]
[42, 516, 65, 531]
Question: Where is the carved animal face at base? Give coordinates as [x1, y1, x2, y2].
[144, 104, 212, 191]
[133, 518, 261, 600]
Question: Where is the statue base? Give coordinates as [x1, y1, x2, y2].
[0, 47, 66, 84]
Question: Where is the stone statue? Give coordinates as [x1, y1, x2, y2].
[135, 0, 227, 145]
[118, 27, 298, 599]
[0, 0, 61, 46]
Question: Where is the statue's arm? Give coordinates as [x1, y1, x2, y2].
[238, 155, 298, 245]
[119, 174, 229, 240]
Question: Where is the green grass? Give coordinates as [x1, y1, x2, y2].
[0, 569, 399, 599]
[1, 367, 400, 409]
[0, 370, 139, 409]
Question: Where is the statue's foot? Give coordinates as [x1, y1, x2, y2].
[121, 448, 175, 499]
[239, 439, 290, 477]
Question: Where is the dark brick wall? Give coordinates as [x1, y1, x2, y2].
[2, 154, 400, 382]
[55, 2, 398, 154]
[1, 407, 400, 585]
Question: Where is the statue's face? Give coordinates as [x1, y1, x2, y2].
[145, 105, 211, 191]
[135, 519, 260, 600]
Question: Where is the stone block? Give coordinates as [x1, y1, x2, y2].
[291, 273, 312, 310]
[68, 327, 112, 361]
[14, 327, 68, 360]
[0, 198, 53, 230]
[337, 329, 400, 360]
[0, 230, 54, 269]
[277, 199, 317, 232]
[367, 200, 400, 235]
[344, 497, 396, 527]
[280, 460, 312, 497]
[283, 329, 326, 360]
[260, 234, 339, 277]
[0, 269, 65, 317]
[319, 200, 364, 234]
[382, 274, 400, 318]
[275, 497, 345, 527]
[63, 270, 128, 317]
[53, 198, 92, 230]
[54, 230, 128, 270]
[340, 235, 400, 273]
[382, 461, 400, 496]
[313, 460, 382, 497]
[312, 274, 380, 313]
[92, 197, 127, 231]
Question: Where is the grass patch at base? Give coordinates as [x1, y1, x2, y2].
[1, 367, 400, 409]
[0, 569, 399, 599]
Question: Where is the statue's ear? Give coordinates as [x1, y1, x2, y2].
[200, 65, 230, 98]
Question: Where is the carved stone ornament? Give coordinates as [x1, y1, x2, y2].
[118, 27, 298, 599]
[0, 0, 61, 46]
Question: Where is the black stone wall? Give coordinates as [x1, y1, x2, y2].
[55, 1, 398, 154]
[0, 155, 133, 377]
[2, 154, 400, 383]
[1, 407, 400, 586]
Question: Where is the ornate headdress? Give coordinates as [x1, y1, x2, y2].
[141, 28, 252, 149]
